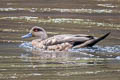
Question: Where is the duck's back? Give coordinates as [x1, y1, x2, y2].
[44, 34, 95, 45]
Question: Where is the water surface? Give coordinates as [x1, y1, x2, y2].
[0, 0, 120, 80]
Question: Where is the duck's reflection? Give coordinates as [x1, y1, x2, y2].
[31, 50, 93, 59]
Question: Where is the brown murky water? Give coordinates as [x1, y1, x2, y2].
[0, 0, 120, 80]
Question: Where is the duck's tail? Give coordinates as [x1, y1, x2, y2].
[73, 32, 110, 49]
[87, 32, 111, 47]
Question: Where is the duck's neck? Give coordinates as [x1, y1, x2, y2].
[41, 32, 48, 40]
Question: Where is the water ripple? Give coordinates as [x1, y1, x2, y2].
[71, 45, 120, 53]
[19, 42, 33, 51]
[0, 8, 115, 13]
[1, 17, 120, 29]
[20, 42, 120, 54]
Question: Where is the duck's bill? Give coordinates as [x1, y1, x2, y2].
[22, 33, 32, 39]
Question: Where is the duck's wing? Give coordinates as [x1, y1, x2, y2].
[43, 32, 110, 47]
[56, 34, 95, 42]
[43, 34, 95, 46]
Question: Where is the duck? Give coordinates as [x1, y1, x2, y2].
[22, 26, 110, 51]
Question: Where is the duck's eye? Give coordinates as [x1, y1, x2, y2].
[33, 28, 42, 32]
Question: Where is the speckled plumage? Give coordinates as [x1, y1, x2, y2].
[22, 26, 110, 51]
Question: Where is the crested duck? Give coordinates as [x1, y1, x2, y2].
[22, 26, 110, 51]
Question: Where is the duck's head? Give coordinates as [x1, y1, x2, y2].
[22, 26, 48, 40]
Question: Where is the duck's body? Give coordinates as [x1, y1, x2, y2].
[22, 26, 110, 51]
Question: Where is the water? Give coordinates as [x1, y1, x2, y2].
[0, 0, 120, 80]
